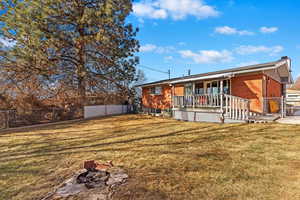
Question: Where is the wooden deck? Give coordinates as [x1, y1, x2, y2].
[173, 94, 250, 122]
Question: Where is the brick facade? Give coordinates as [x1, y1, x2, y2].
[265, 76, 282, 97]
[142, 85, 172, 110]
[230, 74, 264, 113]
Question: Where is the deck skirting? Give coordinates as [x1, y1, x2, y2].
[172, 109, 245, 123]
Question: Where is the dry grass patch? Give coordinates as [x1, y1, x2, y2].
[0, 115, 300, 200]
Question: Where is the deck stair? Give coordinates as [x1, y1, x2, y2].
[248, 114, 281, 123]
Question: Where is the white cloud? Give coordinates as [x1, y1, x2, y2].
[179, 49, 233, 64]
[235, 45, 283, 56]
[0, 37, 16, 48]
[215, 26, 254, 36]
[133, 3, 167, 19]
[260, 26, 278, 34]
[140, 44, 157, 52]
[133, 0, 219, 20]
[140, 44, 175, 54]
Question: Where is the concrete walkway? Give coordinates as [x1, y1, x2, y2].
[277, 116, 300, 125]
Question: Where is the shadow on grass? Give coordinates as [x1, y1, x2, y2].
[0, 123, 253, 163]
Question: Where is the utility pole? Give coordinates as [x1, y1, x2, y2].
[188, 69, 191, 76]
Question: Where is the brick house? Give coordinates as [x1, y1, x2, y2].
[138, 57, 293, 123]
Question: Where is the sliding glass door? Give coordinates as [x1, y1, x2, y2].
[205, 81, 219, 94]
[205, 80, 230, 95]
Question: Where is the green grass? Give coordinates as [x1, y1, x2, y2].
[1, 115, 300, 200]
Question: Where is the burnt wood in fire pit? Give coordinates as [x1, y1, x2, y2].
[77, 169, 110, 189]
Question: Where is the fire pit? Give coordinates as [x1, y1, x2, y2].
[77, 169, 109, 189]
[44, 160, 128, 200]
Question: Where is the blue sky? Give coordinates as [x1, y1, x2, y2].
[129, 0, 300, 83]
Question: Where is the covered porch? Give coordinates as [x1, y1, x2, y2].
[171, 78, 252, 122]
[172, 79, 231, 108]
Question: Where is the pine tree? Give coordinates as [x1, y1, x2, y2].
[0, 0, 139, 105]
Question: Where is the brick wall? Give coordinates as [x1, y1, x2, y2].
[231, 74, 263, 113]
[142, 85, 172, 110]
[266, 76, 282, 97]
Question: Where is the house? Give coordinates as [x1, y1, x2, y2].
[138, 56, 293, 123]
[286, 89, 300, 106]
[286, 89, 300, 116]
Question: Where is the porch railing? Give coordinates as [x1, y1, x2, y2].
[173, 94, 221, 108]
[173, 94, 250, 121]
[224, 94, 250, 121]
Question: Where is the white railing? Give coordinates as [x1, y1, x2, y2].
[224, 94, 250, 121]
[173, 94, 222, 108]
[173, 94, 250, 121]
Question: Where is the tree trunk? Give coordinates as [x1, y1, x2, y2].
[77, 39, 86, 106]
[78, 75, 86, 106]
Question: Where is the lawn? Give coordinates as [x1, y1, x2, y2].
[1, 115, 300, 200]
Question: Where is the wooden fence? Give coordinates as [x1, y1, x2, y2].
[0, 111, 9, 130]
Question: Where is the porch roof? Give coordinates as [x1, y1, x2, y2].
[170, 72, 233, 84]
[137, 57, 291, 87]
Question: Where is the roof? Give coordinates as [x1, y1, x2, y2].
[137, 58, 290, 87]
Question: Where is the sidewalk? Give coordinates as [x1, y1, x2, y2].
[277, 116, 300, 125]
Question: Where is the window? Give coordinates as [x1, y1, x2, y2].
[150, 87, 155, 94]
[184, 83, 193, 96]
[223, 80, 230, 94]
[150, 86, 162, 95]
[212, 81, 219, 94]
[155, 86, 162, 95]
[206, 82, 212, 94]
[195, 82, 204, 95]
[204, 80, 230, 95]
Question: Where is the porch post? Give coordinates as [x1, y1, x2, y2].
[220, 80, 224, 111]
[281, 96, 285, 118]
[192, 82, 195, 108]
[171, 84, 175, 110]
[220, 80, 224, 123]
